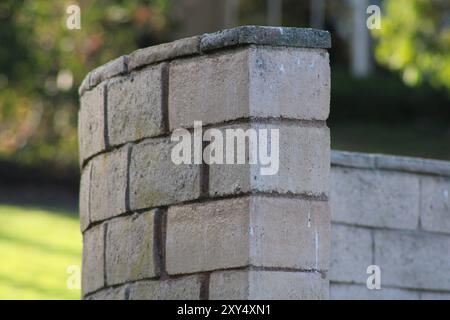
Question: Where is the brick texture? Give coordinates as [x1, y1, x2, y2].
[374, 229, 450, 291]
[209, 271, 328, 300]
[107, 64, 167, 147]
[420, 176, 450, 234]
[209, 123, 330, 197]
[331, 167, 420, 230]
[329, 224, 373, 284]
[79, 162, 91, 232]
[85, 285, 127, 300]
[169, 47, 330, 130]
[166, 198, 251, 275]
[105, 211, 157, 285]
[166, 196, 329, 275]
[90, 147, 128, 222]
[330, 284, 420, 300]
[129, 137, 201, 210]
[128, 276, 202, 300]
[79, 85, 105, 164]
[82, 224, 105, 295]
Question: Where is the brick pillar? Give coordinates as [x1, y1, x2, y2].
[79, 26, 331, 300]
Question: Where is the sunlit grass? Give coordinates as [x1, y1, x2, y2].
[0, 205, 81, 300]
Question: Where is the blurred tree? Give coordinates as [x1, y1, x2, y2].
[374, 0, 450, 90]
[0, 0, 172, 168]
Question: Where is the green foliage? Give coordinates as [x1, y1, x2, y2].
[0, 0, 172, 168]
[0, 205, 81, 299]
[374, 0, 450, 90]
[331, 68, 450, 122]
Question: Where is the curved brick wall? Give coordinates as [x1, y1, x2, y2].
[79, 26, 332, 300]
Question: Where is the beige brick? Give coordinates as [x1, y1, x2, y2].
[329, 224, 373, 284]
[209, 271, 249, 300]
[128, 276, 202, 300]
[249, 47, 330, 120]
[128, 36, 200, 71]
[169, 47, 329, 130]
[169, 48, 249, 130]
[79, 85, 105, 164]
[209, 123, 330, 197]
[250, 197, 330, 270]
[166, 198, 250, 275]
[106, 211, 157, 285]
[107, 64, 166, 147]
[421, 292, 450, 300]
[209, 271, 328, 300]
[85, 285, 127, 300]
[82, 224, 105, 295]
[89, 56, 128, 88]
[129, 137, 201, 210]
[421, 176, 450, 234]
[374, 230, 450, 291]
[90, 147, 128, 222]
[79, 161, 91, 232]
[331, 167, 420, 230]
[166, 196, 329, 275]
[249, 271, 328, 300]
[330, 284, 420, 300]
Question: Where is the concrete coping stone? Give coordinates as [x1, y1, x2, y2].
[200, 25, 331, 52]
[332, 150, 450, 177]
[79, 26, 331, 96]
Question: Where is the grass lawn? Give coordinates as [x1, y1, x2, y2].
[0, 205, 81, 300]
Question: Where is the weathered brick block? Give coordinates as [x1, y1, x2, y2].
[209, 123, 330, 197]
[329, 284, 420, 300]
[82, 224, 105, 295]
[329, 224, 372, 284]
[374, 230, 450, 291]
[128, 276, 202, 300]
[90, 147, 128, 222]
[79, 162, 91, 232]
[166, 198, 250, 275]
[209, 271, 328, 300]
[250, 197, 330, 270]
[169, 47, 330, 130]
[166, 196, 329, 275]
[420, 176, 450, 234]
[421, 292, 450, 300]
[129, 137, 201, 210]
[169, 48, 249, 130]
[128, 36, 200, 71]
[105, 211, 157, 285]
[107, 64, 167, 147]
[89, 56, 128, 89]
[85, 285, 127, 300]
[331, 167, 420, 230]
[249, 47, 330, 120]
[79, 85, 105, 164]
